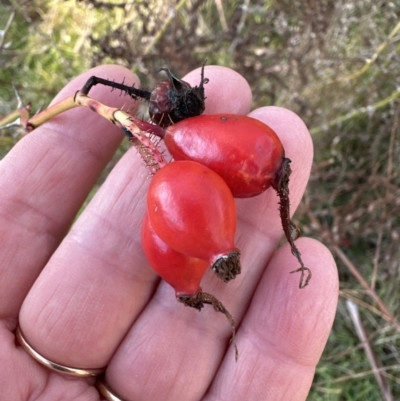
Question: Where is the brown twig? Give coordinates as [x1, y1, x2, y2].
[371, 228, 383, 291]
[25, 91, 167, 172]
[332, 246, 400, 332]
[346, 299, 394, 401]
[387, 106, 399, 182]
[0, 104, 31, 129]
[304, 200, 400, 333]
[0, 10, 16, 50]
[313, 364, 400, 387]
[340, 290, 388, 321]
[214, 0, 228, 32]
[337, 20, 400, 83]
[142, 0, 190, 57]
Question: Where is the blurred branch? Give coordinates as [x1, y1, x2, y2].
[340, 290, 389, 321]
[214, 0, 228, 32]
[229, 0, 250, 53]
[141, 0, 190, 58]
[310, 88, 400, 135]
[387, 106, 399, 181]
[80, 0, 128, 8]
[333, 246, 400, 332]
[313, 364, 400, 387]
[370, 228, 383, 291]
[0, 10, 16, 50]
[346, 299, 394, 401]
[303, 195, 400, 333]
[337, 20, 400, 83]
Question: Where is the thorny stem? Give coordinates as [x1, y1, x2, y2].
[26, 96, 78, 131]
[272, 158, 312, 289]
[26, 74, 153, 131]
[0, 104, 31, 128]
[24, 90, 167, 172]
[118, 113, 166, 140]
[178, 291, 238, 361]
[74, 92, 167, 173]
[81, 76, 151, 101]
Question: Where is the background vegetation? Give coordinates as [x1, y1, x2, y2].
[1, 1, 399, 400]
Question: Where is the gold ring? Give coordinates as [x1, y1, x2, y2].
[96, 376, 127, 401]
[16, 325, 106, 377]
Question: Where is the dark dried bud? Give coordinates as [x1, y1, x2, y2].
[149, 65, 208, 127]
[212, 250, 241, 282]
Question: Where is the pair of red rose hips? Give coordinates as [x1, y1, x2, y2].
[139, 109, 294, 294]
[84, 66, 311, 358]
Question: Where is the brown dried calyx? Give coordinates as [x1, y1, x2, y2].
[212, 250, 241, 283]
[149, 63, 208, 127]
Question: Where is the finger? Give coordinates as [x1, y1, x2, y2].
[18, 66, 253, 371]
[205, 239, 338, 401]
[19, 145, 157, 368]
[183, 65, 253, 115]
[0, 66, 138, 317]
[0, 64, 139, 321]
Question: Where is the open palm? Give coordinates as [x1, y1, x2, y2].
[0, 65, 338, 401]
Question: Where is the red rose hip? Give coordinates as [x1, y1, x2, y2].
[141, 213, 209, 297]
[141, 212, 238, 360]
[163, 114, 285, 197]
[146, 160, 241, 282]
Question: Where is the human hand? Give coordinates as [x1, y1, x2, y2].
[0, 65, 338, 401]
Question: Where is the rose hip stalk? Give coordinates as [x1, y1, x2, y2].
[23, 63, 207, 131]
[146, 160, 241, 282]
[141, 213, 238, 360]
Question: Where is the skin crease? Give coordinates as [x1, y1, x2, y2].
[0, 64, 339, 400]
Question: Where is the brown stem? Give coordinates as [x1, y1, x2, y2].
[25, 90, 167, 172]
[272, 157, 312, 289]
[178, 291, 238, 361]
[26, 95, 78, 131]
[0, 104, 31, 128]
[80, 75, 151, 101]
[74, 93, 167, 172]
[122, 114, 166, 140]
[24, 83, 165, 143]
